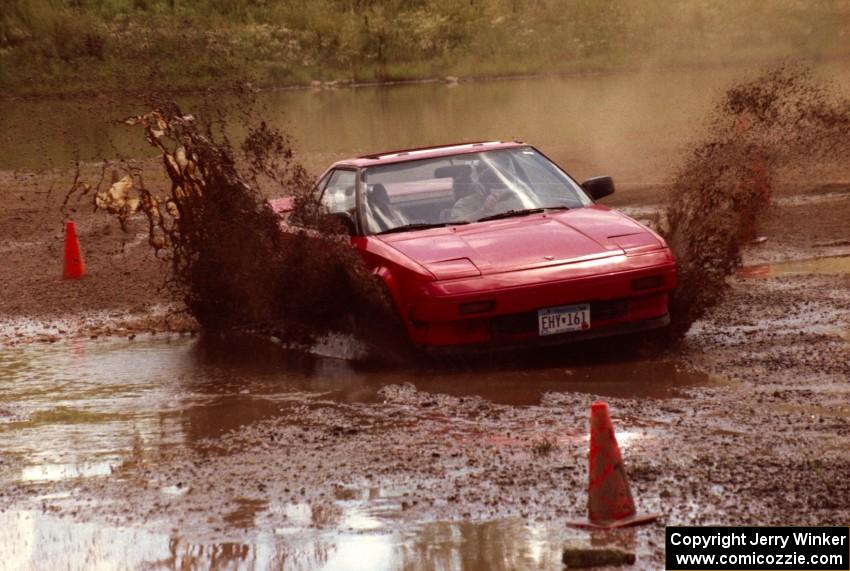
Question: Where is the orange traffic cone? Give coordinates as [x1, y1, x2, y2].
[63, 220, 85, 280]
[568, 402, 658, 530]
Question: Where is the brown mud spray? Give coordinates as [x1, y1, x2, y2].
[662, 64, 850, 340]
[66, 101, 403, 353]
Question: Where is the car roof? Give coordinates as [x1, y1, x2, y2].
[329, 140, 527, 169]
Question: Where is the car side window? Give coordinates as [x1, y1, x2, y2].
[320, 169, 357, 214]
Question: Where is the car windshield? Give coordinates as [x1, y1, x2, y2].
[360, 147, 592, 234]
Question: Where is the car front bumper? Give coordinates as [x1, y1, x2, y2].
[399, 250, 676, 349]
[420, 313, 670, 355]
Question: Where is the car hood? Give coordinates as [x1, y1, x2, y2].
[377, 206, 663, 279]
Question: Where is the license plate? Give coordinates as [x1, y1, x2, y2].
[538, 303, 591, 336]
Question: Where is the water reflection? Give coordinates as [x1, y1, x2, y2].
[0, 333, 717, 485]
[7, 63, 849, 179]
[739, 255, 850, 278]
[1, 510, 637, 571]
[766, 255, 850, 276]
[20, 460, 118, 483]
[0, 334, 680, 568]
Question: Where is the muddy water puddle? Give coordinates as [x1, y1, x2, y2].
[365, 359, 720, 405]
[0, 334, 717, 476]
[0, 334, 707, 569]
[769, 402, 850, 419]
[0, 334, 716, 461]
[739, 255, 850, 278]
[0, 509, 649, 571]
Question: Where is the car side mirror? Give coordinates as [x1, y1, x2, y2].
[582, 176, 615, 201]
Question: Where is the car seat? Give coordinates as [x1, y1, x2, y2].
[435, 164, 476, 221]
[368, 183, 406, 231]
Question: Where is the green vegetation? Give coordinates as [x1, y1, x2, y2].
[2, 0, 849, 95]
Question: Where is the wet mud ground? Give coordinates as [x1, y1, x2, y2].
[2, 169, 850, 570]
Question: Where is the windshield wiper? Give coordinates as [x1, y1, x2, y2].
[377, 221, 469, 235]
[476, 205, 571, 223]
[476, 208, 544, 222]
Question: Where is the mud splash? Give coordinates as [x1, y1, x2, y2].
[65, 103, 402, 352]
[663, 65, 850, 339]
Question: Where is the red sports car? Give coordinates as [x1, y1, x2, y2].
[272, 141, 676, 351]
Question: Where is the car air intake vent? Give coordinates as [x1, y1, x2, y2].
[490, 312, 538, 337]
[591, 299, 628, 320]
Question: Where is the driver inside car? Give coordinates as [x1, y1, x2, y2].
[448, 164, 523, 221]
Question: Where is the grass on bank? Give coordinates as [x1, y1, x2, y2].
[2, 0, 849, 96]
